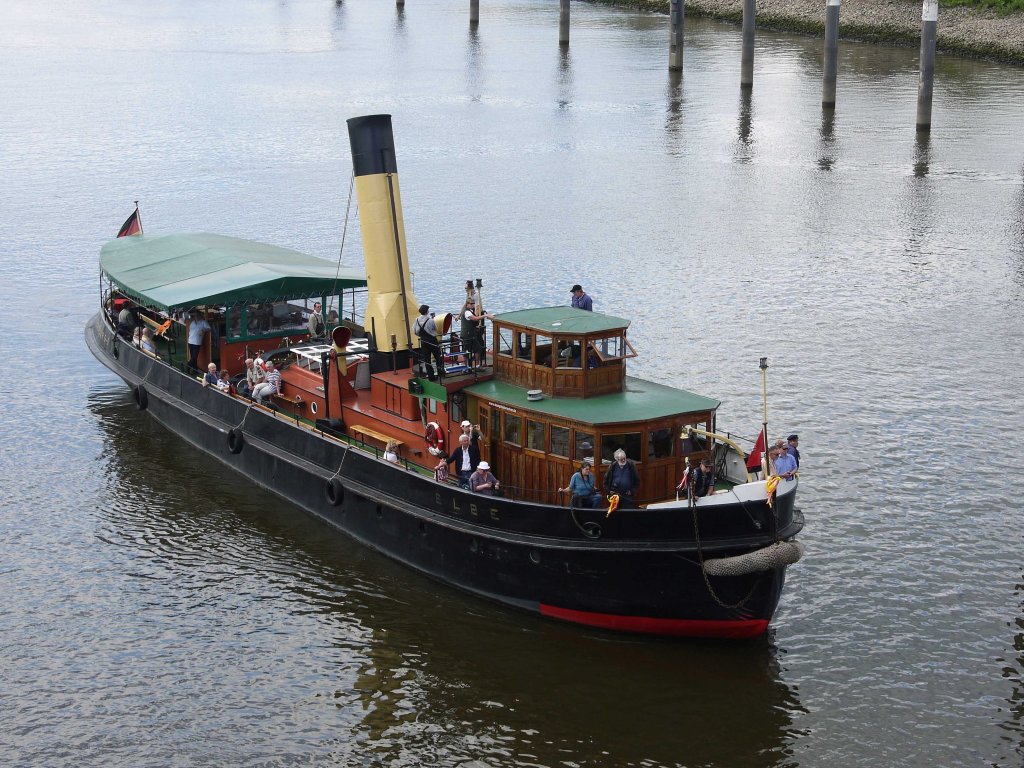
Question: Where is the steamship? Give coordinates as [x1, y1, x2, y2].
[86, 114, 803, 639]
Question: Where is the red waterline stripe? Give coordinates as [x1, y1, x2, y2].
[539, 604, 769, 639]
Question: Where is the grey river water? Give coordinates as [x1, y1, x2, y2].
[2, 0, 1023, 765]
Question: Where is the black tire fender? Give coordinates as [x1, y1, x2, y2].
[132, 384, 148, 411]
[326, 477, 345, 506]
[227, 428, 245, 454]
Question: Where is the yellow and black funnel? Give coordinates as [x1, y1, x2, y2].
[347, 114, 421, 361]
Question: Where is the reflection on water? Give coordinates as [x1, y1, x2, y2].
[913, 133, 931, 178]
[83, 389, 803, 766]
[817, 109, 836, 172]
[736, 89, 754, 162]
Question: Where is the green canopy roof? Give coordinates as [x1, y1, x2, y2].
[100, 233, 367, 311]
[466, 377, 720, 425]
[493, 307, 629, 335]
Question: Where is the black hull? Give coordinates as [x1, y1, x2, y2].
[87, 313, 802, 638]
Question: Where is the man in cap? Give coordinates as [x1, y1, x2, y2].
[692, 457, 717, 498]
[413, 304, 444, 380]
[570, 284, 593, 312]
[773, 439, 798, 480]
[787, 434, 800, 467]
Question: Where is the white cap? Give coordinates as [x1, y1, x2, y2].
[477, 461, 489, 470]
[461, 420, 472, 427]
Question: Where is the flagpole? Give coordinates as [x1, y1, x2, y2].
[759, 356, 769, 474]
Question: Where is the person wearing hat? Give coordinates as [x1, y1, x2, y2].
[787, 434, 800, 467]
[413, 304, 444, 380]
[469, 461, 500, 496]
[460, 296, 494, 370]
[773, 439, 798, 480]
[570, 284, 593, 312]
[692, 457, 716, 498]
[460, 419, 481, 448]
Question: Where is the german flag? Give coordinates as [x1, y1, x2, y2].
[116, 206, 142, 237]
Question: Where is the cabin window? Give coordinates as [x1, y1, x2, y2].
[589, 335, 638, 363]
[534, 335, 553, 367]
[497, 327, 514, 357]
[516, 332, 533, 361]
[602, 432, 642, 463]
[549, 425, 570, 457]
[648, 427, 674, 459]
[503, 413, 522, 446]
[226, 307, 243, 340]
[526, 419, 545, 452]
[479, 410, 489, 438]
[680, 423, 709, 454]
[575, 431, 595, 464]
[556, 338, 582, 368]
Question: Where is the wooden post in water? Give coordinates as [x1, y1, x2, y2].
[669, 0, 684, 72]
[916, 0, 938, 131]
[822, 0, 840, 108]
[559, 0, 570, 46]
[741, 0, 755, 88]
[470, 0, 479, 26]
[397, 0, 404, 7]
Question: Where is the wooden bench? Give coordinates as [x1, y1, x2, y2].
[349, 424, 402, 448]
[272, 392, 303, 406]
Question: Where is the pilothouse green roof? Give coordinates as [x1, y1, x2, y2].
[493, 307, 629, 335]
[100, 233, 367, 311]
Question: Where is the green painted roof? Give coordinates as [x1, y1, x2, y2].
[466, 377, 720, 425]
[100, 233, 367, 311]
[493, 307, 629, 336]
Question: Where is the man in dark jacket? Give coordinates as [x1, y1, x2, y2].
[446, 433, 481, 488]
[603, 449, 640, 507]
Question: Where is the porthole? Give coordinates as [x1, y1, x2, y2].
[310, 401, 319, 415]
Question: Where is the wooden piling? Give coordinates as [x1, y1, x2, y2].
[916, 0, 937, 131]
[669, 0, 685, 72]
[822, 0, 840, 108]
[559, 0, 570, 46]
[470, 0, 479, 26]
[741, 0, 755, 88]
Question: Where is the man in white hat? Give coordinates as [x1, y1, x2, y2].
[469, 461, 500, 496]
[460, 419, 481, 448]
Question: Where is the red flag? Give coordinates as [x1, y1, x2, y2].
[117, 207, 142, 237]
[746, 428, 765, 472]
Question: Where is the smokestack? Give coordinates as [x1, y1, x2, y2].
[347, 114, 420, 360]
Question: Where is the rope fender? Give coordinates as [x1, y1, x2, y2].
[703, 540, 804, 577]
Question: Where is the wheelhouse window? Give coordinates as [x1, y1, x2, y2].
[680, 423, 710, 454]
[497, 327, 514, 357]
[516, 332, 533, 361]
[601, 432, 642, 463]
[549, 425, 570, 457]
[589, 335, 637, 363]
[534, 335, 552, 367]
[648, 427, 674, 459]
[503, 413, 522, 446]
[526, 420, 545, 452]
[575, 431, 595, 464]
[555, 338, 583, 368]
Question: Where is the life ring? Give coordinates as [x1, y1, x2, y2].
[326, 477, 345, 506]
[227, 428, 245, 454]
[425, 421, 446, 457]
[132, 384, 148, 410]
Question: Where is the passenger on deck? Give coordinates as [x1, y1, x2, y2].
[787, 434, 800, 467]
[140, 328, 157, 355]
[773, 441, 798, 480]
[132, 327, 143, 347]
[252, 360, 280, 404]
[460, 298, 494, 370]
[692, 458, 717, 497]
[469, 461, 500, 496]
[384, 440, 401, 464]
[413, 304, 444, 380]
[217, 370, 234, 394]
[570, 284, 593, 311]
[460, 420, 481, 448]
[603, 449, 640, 508]
[187, 310, 211, 372]
[560, 462, 601, 509]
[308, 302, 325, 339]
[202, 362, 219, 387]
[240, 358, 263, 397]
[445, 433, 480, 488]
[117, 305, 135, 339]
